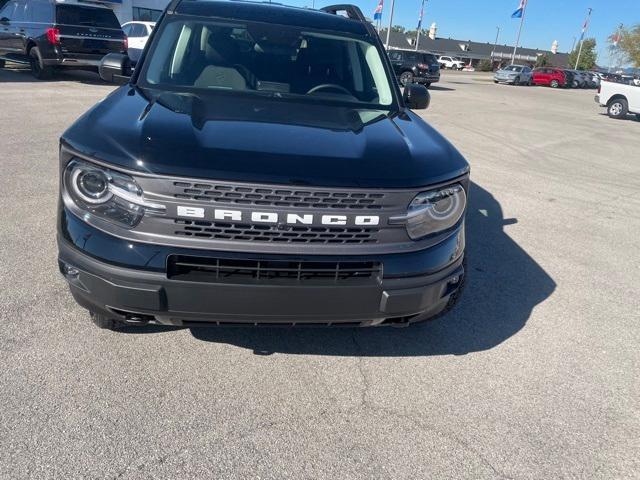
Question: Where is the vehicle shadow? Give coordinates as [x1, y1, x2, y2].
[598, 112, 640, 122]
[182, 181, 556, 356]
[0, 66, 108, 85]
[427, 85, 456, 92]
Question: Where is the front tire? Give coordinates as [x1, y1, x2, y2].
[29, 47, 53, 80]
[0, 59, 5, 69]
[513, 76, 520, 86]
[550, 79, 559, 88]
[90, 312, 122, 330]
[399, 71, 413, 86]
[607, 98, 628, 119]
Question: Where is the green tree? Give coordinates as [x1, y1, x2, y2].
[535, 54, 550, 68]
[477, 59, 494, 72]
[617, 25, 640, 67]
[568, 38, 597, 69]
[391, 25, 406, 33]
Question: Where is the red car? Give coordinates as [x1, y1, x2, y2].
[532, 68, 566, 88]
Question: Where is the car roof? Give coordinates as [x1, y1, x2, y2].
[123, 21, 156, 26]
[393, 49, 434, 54]
[173, 0, 370, 36]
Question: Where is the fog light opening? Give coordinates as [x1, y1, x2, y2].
[61, 263, 80, 278]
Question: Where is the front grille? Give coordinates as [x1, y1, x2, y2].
[167, 255, 382, 284]
[173, 219, 378, 244]
[171, 182, 386, 210]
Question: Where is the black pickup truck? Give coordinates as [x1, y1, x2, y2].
[57, 1, 469, 330]
[0, 0, 125, 79]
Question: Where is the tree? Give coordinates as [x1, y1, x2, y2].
[617, 25, 640, 67]
[568, 38, 597, 70]
[391, 25, 406, 33]
[477, 59, 494, 72]
[535, 54, 550, 68]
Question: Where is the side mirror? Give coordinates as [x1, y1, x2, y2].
[99, 53, 132, 84]
[403, 83, 430, 110]
[0, 17, 10, 24]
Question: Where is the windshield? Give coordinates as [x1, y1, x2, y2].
[503, 65, 523, 72]
[140, 17, 395, 108]
[56, 5, 121, 29]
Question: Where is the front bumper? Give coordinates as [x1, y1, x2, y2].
[494, 76, 518, 84]
[57, 211, 465, 327]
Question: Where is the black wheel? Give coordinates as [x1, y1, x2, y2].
[607, 98, 628, 119]
[90, 312, 122, 330]
[399, 71, 413, 86]
[635, 114, 640, 122]
[493, 80, 499, 83]
[29, 47, 53, 80]
[0, 59, 5, 69]
[424, 82, 431, 88]
[513, 76, 520, 86]
[550, 79, 559, 88]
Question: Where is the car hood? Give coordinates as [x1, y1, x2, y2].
[61, 87, 469, 189]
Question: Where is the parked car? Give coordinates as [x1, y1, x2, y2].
[438, 55, 464, 70]
[493, 64, 533, 86]
[121, 21, 154, 63]
[0, 0, 126, 79]
[596, 80, 640, 120]
[563, 70, 578, 88]
[569, 70, 588, 88]
[58, 2, 469, 330]
[388, 49, 440, 87]
[532, 67, 566, 88]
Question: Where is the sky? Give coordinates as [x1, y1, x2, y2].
[282, 0, 639, 65]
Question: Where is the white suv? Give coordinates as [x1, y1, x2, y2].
[122, 21, 155, 62]
[438, 56, 465, 70]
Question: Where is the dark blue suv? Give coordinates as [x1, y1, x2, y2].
[57, 1, 469, 330]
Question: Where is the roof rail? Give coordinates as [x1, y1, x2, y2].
[320, 4, 367, 23]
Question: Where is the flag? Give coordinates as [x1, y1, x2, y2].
[417, 0, 426, 30]
[610, 32, 621, 47]
[578, 8, 592, 41]
[511, 0, 527, 18]
[373, 0, 383, 21]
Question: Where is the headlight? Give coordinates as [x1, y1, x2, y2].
[63, 160, 165, 228]
[391, 184, 466, 240]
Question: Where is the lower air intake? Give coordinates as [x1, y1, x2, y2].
[167, 255, 382, 285]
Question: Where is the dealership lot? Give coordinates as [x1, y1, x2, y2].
[0, 67, 638, 479]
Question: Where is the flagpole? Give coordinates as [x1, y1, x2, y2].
[384, 0, 396, 50]
[574, 7, 593, 69]
[511, 1, 528, 64]
[415, 0, 426, 51]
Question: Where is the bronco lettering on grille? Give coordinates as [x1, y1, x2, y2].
[176, 206, 379, 226]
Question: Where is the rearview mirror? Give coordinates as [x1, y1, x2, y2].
[403, 83, 430, 110]
[99, 53, 132, 84]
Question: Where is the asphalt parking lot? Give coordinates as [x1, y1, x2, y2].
[0, 67, 638, 479]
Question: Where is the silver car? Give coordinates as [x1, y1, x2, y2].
[494, 65, 533, 86]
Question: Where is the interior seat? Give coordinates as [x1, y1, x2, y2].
[193, 29, 247, 90]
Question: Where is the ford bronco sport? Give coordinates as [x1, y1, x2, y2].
[57, 1, 470, 330]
